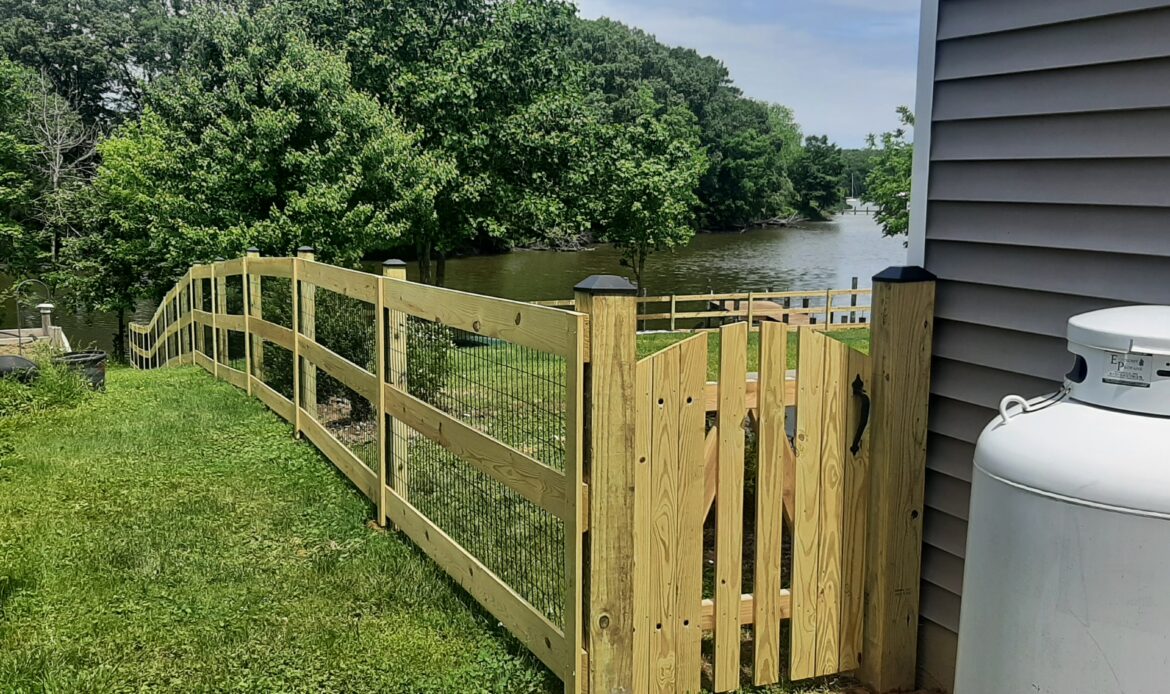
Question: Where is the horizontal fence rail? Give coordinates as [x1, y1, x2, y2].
[533, 283, 871, 333]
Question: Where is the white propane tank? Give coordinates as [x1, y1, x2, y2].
[955, 306, 1170, 694]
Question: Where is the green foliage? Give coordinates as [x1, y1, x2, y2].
[408, 319, 455, 405]
[0, 58, 40, 275]
[592, 88, 707, 292]
[64, 9, 452, 311]
[840, 147, 878, 200]
[790, 135, 846, 221]
[863, 107, 914, 237]
[568, 17, 801, 230]
[0, 346, 93, 417]
[0, 0, 186, 127]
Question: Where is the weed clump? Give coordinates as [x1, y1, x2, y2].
[0, 347, 95, 417]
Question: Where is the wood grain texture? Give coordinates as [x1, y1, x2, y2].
[299, 259, 379, 304]
[561, 312, 586, 694]
[649, 344, 681, 693]
[839, 349, 872, 671]
[633, 358, 654, 692]
[297, 334, 378, 405]
[574, 290, 638, 694]
[700, 591, 792, 631]
[390, 278, 584, 359]
[753, 322, 788, 685]
[814, 338, 848, 677]
[791, 328, 825, 680]
[247, 256, 293, 278]
[859, 278, 935, 693]
[249, 317, 294, 351]
[714, 322, 748, 692]
[676, 334, 707, 694]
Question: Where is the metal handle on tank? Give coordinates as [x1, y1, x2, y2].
[998, 395, 1031, 424]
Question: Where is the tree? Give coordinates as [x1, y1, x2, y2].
[284, 0, 604, 283]
[863, 107, 914, 236]
[0, 0, 188, 128]
[567, 17, 799, 231]
[63, 10, 451, 311]
[840, 147, 878, 200]
[790, 135, 845, 221]
[0, 58, 41, 277]
[596, 89, 707, 291]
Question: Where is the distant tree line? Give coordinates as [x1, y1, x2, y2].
[1, 0, 865, 357]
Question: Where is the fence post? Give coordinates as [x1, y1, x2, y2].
[292, 251, 303, 438]
[669, 294, 677, 332]
[379, 259, 408, 526]
[242, 253, 253, 395]
[247, 248, 263, 383]
[849, 276, 859, 324]
[215, 258, 228, 369]
[859, 266, 936, 693]
[574, 275, 638, 693]
[193, 269, 204, 358]
[297, 247, 317, 423]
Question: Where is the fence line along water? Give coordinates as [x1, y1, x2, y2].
[129, 251, 935, 694]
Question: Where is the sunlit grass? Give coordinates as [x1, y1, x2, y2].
[0, 366, 553, 693]
[636, 328, 871, 379]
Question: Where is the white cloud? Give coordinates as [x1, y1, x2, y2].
[574, 0, 919, 147]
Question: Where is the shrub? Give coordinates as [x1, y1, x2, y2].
[408, 318, 454, 405]
[0, 347, 94, 417]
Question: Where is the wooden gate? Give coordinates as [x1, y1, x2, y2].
[633, 322, 872, 692]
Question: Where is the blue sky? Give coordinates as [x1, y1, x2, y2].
[573, 0, 921, 148]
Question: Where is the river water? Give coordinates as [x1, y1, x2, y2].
[1, 213, 904, 354]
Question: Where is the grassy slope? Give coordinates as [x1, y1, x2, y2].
[636, 329, 870, 379]
[0, 367, 553, 693]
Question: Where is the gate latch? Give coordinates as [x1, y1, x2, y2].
[850, 375, 871, 456]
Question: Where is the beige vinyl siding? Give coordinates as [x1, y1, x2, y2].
[919, 2, 1170, 690]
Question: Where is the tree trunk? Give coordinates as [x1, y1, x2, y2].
[417, 242, 432, 285]
[435, 252, 447, 287]
[114, 307, 126, 364]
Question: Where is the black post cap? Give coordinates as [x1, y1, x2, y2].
[382, 259, 406, 267]
[873, 265, 936, 284]
[296, 246, 315, 254]
[574, 275, 638, 296]
[214, 256, 225, 261]
[246, 247, 260, 254]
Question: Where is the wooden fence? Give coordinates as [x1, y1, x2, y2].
[130, 253, 935, 694]
[533, 283, 872, 332]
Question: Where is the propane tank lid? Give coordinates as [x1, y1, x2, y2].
[1068, 305, 1170, 355]
[1065, 305, 1170, 417]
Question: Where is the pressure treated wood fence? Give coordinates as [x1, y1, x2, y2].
[130, 253, 935, 694]
[533, 284, 872, 331]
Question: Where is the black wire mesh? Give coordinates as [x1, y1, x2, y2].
[223, 275, 244, 315]
[260, 342, 294, 400]
[226, 330, 247, 372]
[258, 276, 293, 330]
[389, 315, 570, 625]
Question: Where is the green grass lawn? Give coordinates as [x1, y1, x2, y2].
[0, 363, 853, 693]
[636, 328, 870, 380]
[0, 366, 554, 693]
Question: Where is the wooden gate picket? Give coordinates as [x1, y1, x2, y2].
[791, 329, 872, 680]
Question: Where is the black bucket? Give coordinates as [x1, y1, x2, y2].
[52, 351, 108, 390]
[0, 355, 39, 384]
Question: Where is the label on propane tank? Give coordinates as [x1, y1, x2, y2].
[1103, 351, 1153, 388]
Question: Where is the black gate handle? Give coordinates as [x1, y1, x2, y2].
[850, 375, 871, 456]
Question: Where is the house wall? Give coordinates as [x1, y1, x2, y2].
[916, 1, 1170, 690]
